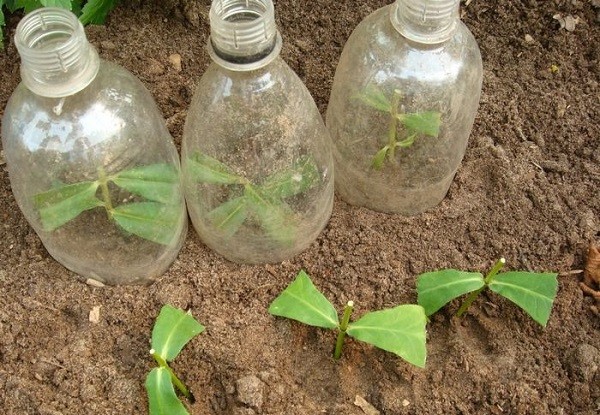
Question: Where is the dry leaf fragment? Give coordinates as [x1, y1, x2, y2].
[86, 278, 105, 287]
[354, 395, 380, 415]
[553, 14, 580, 32]
[168, 53, 182, 72]
[89, 306, 101, 324]
[580, 242, 600, 300]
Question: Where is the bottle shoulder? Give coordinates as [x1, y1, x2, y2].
[4, 60, 157, 121]
[195, 57, 309, 99]
[339, 5, 482, 84]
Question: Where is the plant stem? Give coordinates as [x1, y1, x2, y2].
[97, 166, 113, 217]
[456, 258, 506, 317]
[484, 257, 506, 284]
[333, 301, 354, 360]
[151, 350, 194, 402]
[387, 90, 402, 161]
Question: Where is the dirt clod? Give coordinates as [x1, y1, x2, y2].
[235, 375, 264, 410]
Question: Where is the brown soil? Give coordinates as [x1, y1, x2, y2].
[1, 1, 599, 414]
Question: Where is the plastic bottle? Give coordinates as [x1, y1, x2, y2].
[327, 0, 483, 214]
[1, 8, 187, 284]
[182, 0, 334, 264]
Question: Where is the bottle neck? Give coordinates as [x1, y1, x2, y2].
[390, 0, 460, 45]
[208, 0, 282, 71]
[15, 7, 99, 98]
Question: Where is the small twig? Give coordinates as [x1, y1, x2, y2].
[558, 269, 583, 277]
[530, 161, 544, 172]
[40, 358, 67, 370]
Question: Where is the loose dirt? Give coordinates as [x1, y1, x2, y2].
[0, 1, 598, 414]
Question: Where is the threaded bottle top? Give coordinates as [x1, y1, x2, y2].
[208, 0, 282, 71]
[15, 7, 99, 98]
[391, 0, 460, 44]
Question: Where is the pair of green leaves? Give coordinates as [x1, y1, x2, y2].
[146, 305, 205, 415]
[416, 261, 559, 326]
[33, 163, 182, 245]
[358, 85, 441, 169]
[1, 1, 119, 48]
[268, 271, 428, 368]
[186, 152, 320, 243]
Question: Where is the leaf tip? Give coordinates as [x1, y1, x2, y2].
[499, 257, 506, 264]
[347, 300, 354, 307]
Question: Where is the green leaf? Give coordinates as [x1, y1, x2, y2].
[34, 181, 102, 231]
[10, 0, 43, 13]
[111, 202, 182, 245]
[207, 196, 248, 236]
[269, 270, 339, 329]
[395, 133, 417, 148]
[112, 163, 180, 204]
[145, 367, 189, 415]
[70, 0, 83, 15]
[417, 270, 485, 316]
[398, 111, 441, 137]
[0, 6, 5, 49]
[357, 84, 391, 113]
[260, 156, 320, 200]
[245, 185, 295, 244]
[151, 305, 205, 362]
[40, 0, 71, 9]
[371, 146, 389, 170]
[347, 305, 427, 368]
[79, 0, 118, 25]
[488, 272, 558, 327]
[186, 152, 245, 185]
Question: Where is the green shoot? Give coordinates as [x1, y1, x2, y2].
[146, 305, 205, 415]
[268, 270, 427, 367]
[1, 1, 120, 48]
[186, 152, 320, 244]
[357, 85, 441, 170]
[417, 258, 559, 326]
[33, 163, 183, 245]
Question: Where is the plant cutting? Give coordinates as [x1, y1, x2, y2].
[146, 305, 205, 415]
[33, 163, 182, 245]
[269, 270, 427, 367]
[417, 258, 559, 326]
[0, 0, 119, 47]
[186, 152, 320, 244]
[358, 85, 441, 170]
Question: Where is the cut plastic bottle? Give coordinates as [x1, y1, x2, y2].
[1, 8, 187, 284]
[182, 0, 334, 264]
[327, 0, 483, 214]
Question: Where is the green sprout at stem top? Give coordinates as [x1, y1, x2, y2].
[357, 85, 441, 170]
[268, 270, 428, 367]
[416, 258, 559, 326]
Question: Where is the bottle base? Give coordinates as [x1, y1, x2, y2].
[42, 220, 187, 285]
[192, 191, 334, 264]
[334, 159, 456, 215]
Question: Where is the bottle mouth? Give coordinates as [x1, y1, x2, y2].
[208, 0, 281, 70]
[15, 7, 99, 97]
[391, 0, 460, 44]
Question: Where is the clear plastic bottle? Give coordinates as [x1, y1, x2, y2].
[1, 8, 187, 284]
[182, 0, 334, 264]
[327, 0, 483, 214]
